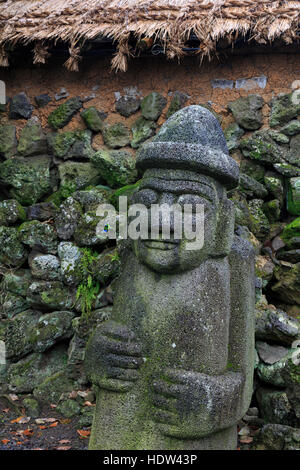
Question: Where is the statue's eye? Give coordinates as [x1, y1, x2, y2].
[132, 189, 158, 207]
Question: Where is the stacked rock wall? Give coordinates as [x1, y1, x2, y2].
[0, 54, 299, 445]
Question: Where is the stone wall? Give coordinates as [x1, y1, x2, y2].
[0, 53, 299, 447]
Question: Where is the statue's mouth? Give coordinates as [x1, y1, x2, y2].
[143, 240, 179, 250]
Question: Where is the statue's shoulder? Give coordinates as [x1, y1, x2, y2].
[229, 234, 255, 264]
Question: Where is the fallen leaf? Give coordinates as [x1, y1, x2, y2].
[39, 425, 47, 430]
[35, 418, 57, 424]
[50, 404, 57, 409]
[77, 429, 90, 438]
[2, 408, 10, 413]
[59, 439, 71, 444]
[83, 401, 95, 407]
[69, 390, 78, 399]
[33, 448, 43, 451]
[77, 391, 88, 398]
[56, 446, 71, 451]
[49, 421, 58, 428]
[8, 394, 18, 401]
[23, 428, 34, 436]
[10, 416, 30, 424]
[1, 439, 10, 444]
[60, 418, 71, 425]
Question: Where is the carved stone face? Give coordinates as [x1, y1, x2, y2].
[131, 169, 223, 274]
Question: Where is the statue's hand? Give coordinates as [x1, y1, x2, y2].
[84, 320, 143, 392]
[152, 368, 243, 439]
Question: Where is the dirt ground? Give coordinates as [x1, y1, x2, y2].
[0, 395, 259, 451]
[0, 397, 89, 450]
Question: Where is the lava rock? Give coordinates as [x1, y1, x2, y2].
[141, 92, 167, 121]
[81, 107, 107, 132]
[34, 94, 52, 108]
[48, 97, 82, 130]
[9, 92, 33, 119]
[115, 95, 140, 117]
[0, 125, 17, 158]
[228, 95, 264, 130]
[91, 149, 137, 188]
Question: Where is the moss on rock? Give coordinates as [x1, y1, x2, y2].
[0, 156, 52, 206]
[48, 97, 82, 130]
[91, 149, 137, 188]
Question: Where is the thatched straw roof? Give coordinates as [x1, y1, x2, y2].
[0, 0, 299, 71]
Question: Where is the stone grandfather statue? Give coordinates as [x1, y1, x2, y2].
[85, 106, 255, 450]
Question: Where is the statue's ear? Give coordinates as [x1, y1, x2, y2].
[213, 198, 235, 257]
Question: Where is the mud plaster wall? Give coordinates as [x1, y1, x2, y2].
[1, 53, 300, 140]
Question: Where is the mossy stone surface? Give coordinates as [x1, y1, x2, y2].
[273, 163, 300, 177]
[287, 177, 300, 216]
[240, 159, 265, 184]
[55, 197, 82, 240]
[47, 129, 94, 160]
[0, 125, 17, 158]
[166, 91, 188, 118]
[0, 226, 28, 267]
[141, 92, 167, 121]
[29, 253, 61, 281]
[264, 172, 284, 201]
[281, 120, 300, 136]
[263, 199, 281, 223]
[57, 399, 81, 417]
[81, 107, 106, 132]
[102, 123, 131, 148]
[73, 186, 110, 210]
[272, 262, 300, 305]
[240, 130, 285, 164]
[270, 93, 300, 127]
[0, 291, 30, 318]
[26, 281, 76, 310]
[131, 117, 156, 148]
[73, 210, 108, 246]
[224, 122, 244, 151]
[288, 134, 300, 166]
[0, 199, 26, 226]
[17, 120, 47, 156]
[7, 345, 68, 393]
[248, 199, 270, 240]
[58, 161, 101, 198]
[281, 217, 300, 246]
[48, 97, 82, 130]
[0, 156, 52, 206]
[33, 370, 74, 404]
[58, 241, 83, 286]
[27, 310, 75, 353]
[115, 96, 140, 118]
[228, 95, 264, 130]
[91, 149, 137, 188]
[19, 220, 58, 254]
[0, 269, 32, 296]
[23, 398, 40, 418]
[238, 173, 268, 199]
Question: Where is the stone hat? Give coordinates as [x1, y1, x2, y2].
[136, 105, 239, 190]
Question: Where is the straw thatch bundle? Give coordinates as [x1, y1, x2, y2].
[0, 0, 299, 71]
